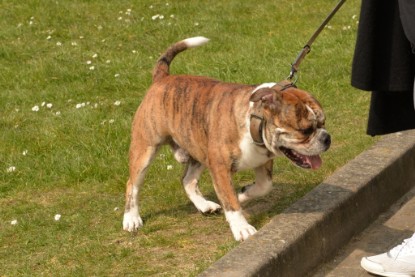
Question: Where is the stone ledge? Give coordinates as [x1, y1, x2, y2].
[199, 130, 415, 277]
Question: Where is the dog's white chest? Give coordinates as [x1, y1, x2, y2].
[237, 132, 272, 170]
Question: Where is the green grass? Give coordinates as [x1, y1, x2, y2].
[0, 0, 374, 276]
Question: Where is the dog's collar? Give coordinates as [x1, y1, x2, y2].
[250, 113, 266, 146]
[249, 80, 296, 146]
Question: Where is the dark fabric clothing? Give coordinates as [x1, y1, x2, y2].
[367, 90, 415, 136]
[351, 0, 415, 136]
[351, 0, 415, 91]
[398, 0, 415, 53]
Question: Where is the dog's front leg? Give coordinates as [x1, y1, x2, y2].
[209, 163, 257, 241]
[238, 160, 273, 203]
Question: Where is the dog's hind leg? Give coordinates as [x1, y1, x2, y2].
[182, 159, 221, 214]
[238, 160, 273, 203]
[123, 145, 157, 232]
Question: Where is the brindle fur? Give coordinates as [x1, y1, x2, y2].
[123, 37, 330, 241]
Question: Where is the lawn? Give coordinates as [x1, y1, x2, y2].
[0, 0, 374, 276]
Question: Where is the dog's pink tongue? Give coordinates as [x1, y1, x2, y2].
[306, 155, 322, 170]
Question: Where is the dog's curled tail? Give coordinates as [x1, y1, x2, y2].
[152, 36, 210, 82]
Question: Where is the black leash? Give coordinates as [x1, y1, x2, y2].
[287, 0, 347, 81]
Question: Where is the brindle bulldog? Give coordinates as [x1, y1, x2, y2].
[123, 37, 331, 241]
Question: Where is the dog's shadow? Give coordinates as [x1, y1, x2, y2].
[139, 152, 321, 229]
[244, 181, 319, 227]
[140, 178, 314, 230]
[140, 189, 222, 223]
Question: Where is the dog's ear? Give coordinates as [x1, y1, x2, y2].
[250, 88, 282, 111]
[250, 88, 274, 102]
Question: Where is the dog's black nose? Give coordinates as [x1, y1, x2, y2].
[321, 132, 331, 150]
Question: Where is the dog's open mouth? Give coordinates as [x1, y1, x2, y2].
[279, 147, 322, 170]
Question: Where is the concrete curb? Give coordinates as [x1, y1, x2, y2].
[199, 130, 415, 277]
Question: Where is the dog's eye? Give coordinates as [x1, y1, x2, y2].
[301, 127, 314, 136]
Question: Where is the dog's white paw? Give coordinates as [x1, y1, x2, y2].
[198, 200, 222, 214]
[238, 184, 253, 203]
[123, 212, 143, 232]
[225, 210, 257, 241]
[231, 223, 257, 241]
[238, 182, 272, 203]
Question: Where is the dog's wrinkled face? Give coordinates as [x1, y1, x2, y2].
[250, 86, 331, 169]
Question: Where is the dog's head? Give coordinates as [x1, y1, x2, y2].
[250, 83, 330, 170]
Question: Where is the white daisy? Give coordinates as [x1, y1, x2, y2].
[76, 103, 86, 109]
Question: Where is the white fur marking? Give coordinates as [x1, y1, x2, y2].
[183, 164, 221, 213]
[123, 210, 143, 232]
[238, 130, 271, 170]
[182, 36, 210, 48]
[306, 105, 316, 120]
[225, 210, 257, 241]
[252, 82, 277, 94]
[186, 180, 221, 213]
[238, 180, 272, 203]
[123, 184, 143, 232]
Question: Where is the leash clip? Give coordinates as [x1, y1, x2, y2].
[287, 45, 311, 82]
[286, 0, 346, 82]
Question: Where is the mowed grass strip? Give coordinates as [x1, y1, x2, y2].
[0, 0, 373, 276]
